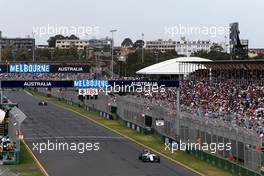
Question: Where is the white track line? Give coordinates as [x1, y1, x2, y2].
[24, 136, 125, 140]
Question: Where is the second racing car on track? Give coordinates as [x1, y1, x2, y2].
[38, 100, 48, 106]
[138, 149, 160, 163]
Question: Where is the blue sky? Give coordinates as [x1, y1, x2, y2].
[0, 0, 263, 47]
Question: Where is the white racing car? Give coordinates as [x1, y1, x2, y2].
[38, 100, 48, 106]
[138, 149, 160, 163]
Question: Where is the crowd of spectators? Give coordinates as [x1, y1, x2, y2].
[181, 80, 264, 137]
[128, 88, 177, 112]
[126, 80, 264, 138]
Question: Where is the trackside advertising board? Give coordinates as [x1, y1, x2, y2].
[0, 64, 90, 73]
[9, 64, 50, 73]
[0, 80, 180, 88]
[78, 88, 99, 96]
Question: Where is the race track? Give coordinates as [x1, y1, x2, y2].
[5, 91, 199, 176]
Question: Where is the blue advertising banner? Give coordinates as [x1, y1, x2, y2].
[74, 80, 109, 88]
[109, 80, 180, 87]
[9, 64, 50, 73]
[50, 65, 90, 73]
[0, 80, 180, 88]
[0, 64, 90, 73]
[1, 81, 73, 88]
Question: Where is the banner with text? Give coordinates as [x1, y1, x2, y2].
[0, 64, 90, 73]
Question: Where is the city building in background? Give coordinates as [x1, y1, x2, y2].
[145, 39, 176, 53]
[175, 37, 213, 56]
[36, 44, 49, 49]
[89, 37, 112, 49]
[0, 35, 35, 55]
[249, 48, 264, 58]
[55, 39, 89, 50]
[116, 47, 136, 61]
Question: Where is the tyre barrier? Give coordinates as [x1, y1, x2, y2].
[99, 111, 113, 120]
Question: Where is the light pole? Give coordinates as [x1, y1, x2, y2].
[154, 48, 159, 63]
[141, 33, 144, 64]
[224, 35, 229, 53]
[0, 31, 2, 105]
[110, 29, 117, 78]
[0, 30, 2, 62]
[32, 32, 36, 62]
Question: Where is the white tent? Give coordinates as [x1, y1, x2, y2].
[136, 57, 212, 75]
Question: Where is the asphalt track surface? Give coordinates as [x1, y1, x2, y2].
[5, 91, 199, 176]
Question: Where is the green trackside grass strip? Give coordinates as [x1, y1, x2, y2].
[28, 90, 234, 176]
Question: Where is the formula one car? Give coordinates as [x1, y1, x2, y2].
[138, 149, 160, 163]
[38, 100, 48, 106]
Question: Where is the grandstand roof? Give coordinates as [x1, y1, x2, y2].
[182, 59, 264, 70]
[136, 57, 212, 75]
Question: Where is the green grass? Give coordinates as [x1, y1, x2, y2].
[28, 90, 235, 176]
[6, 143, 44, 176]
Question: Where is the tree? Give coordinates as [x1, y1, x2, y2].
[47, 34, 80, 47]
[165, 49, 178, 56]
[2, 47, 13, 60]
[68, 34, 79, 40]
[35, 48, 51, 60]
[133, 40, 145, 49]
[210, 44, 224, 53]
[121, 38, 133, 48]
[16, 49, 31, 61]
[121, 49, 179, 77]
[192, 50, 230, 60]
[1, 47, 33, 61]
[52, 47, 78, 60]
[253, 55, 264, 60]
[47, 34, 65, 47]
